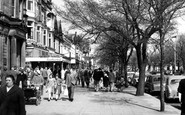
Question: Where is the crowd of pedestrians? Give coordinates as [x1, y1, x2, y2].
[0, 65, 127, 115]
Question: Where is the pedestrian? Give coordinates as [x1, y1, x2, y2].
[16, 68, 28, 89]
[103, 70, 109, 91]
[1, 67, 8, 87]
[65, 66, 77, 102]
[178, 78, 185, 115]
[31, 69, 44, 95]
[84, 68, 90, 88]
[9, 66, 18, 81]
[42, 67, 48, 86]
[93, 68, 104, 92]
[109, 69, 116, 92]
[46, 73, 56, 101]
[55, 73, 63, 101]
[0, 74, 26, 115]
[26, 67, 35, 86]
[80, 68, 85, 87]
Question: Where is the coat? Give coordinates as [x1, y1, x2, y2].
[66, 70, 77, 87]
[0, 85, 26, 115]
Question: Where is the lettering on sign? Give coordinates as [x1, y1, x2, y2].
[47, 58, 62, 61]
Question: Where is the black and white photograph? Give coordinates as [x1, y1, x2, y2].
[0, 0, 185, 115]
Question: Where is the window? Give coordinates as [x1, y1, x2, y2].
[49, 39, 51, 47]
[11, 0, 15, 17]
[37, 26, 40, 43]
[28, 0, 33, 11]
[48, 33, 51, 48]
[43, 30, 46, 45]
[27, 21, 33, 39]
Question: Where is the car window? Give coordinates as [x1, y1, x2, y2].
[153, 76, 165, 82]
[170, 79, 181, 84]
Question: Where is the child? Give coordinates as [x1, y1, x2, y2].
[99, 77, 103, 89]
[55, 74, 63, 101]
[46, 73, 56, 101]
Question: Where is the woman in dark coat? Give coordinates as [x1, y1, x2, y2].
[0, 75, 26, 115]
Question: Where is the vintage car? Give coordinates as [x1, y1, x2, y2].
[131, 72, 150, 87]
[144, 74, 166, 94]
[165, 75, 185, 100]
[127, 72, 135, 85]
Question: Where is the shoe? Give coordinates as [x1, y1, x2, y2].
[70, 98, 74, 102]
[55, 98, 57, 101]
[48, 99, 50, 101]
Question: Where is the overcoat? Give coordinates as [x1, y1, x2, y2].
[0, 85, 26, 115]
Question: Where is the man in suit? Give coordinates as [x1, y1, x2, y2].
[0, 74, 26, 115]
[66, 66, 77, 102]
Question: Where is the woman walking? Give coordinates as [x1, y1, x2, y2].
[55, 73, 63, 101]
[46, 74, 56, 101]
[0, 75, 26, 115]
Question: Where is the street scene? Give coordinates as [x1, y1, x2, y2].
[1, 0, 185, 115]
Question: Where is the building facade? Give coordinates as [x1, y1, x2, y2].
[0, 0, 27, 69]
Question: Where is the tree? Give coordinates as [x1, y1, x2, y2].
[176, 34, 185, 73]
[54, 0, 185, 97]
[96, 32, 133, 86]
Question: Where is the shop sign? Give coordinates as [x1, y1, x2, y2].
[47, 57, 62, 61]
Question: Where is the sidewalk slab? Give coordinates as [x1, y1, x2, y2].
[26, 86, 180, 115]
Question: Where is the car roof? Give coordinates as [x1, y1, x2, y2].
[166, 75, 185, 80]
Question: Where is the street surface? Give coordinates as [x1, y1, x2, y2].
[26, 86, 180, 115]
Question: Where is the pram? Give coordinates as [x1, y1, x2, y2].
[24, 84, 42, 106]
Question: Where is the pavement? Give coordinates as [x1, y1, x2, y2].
[26, 85, 180, 115]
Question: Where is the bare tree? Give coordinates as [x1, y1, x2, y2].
[53, 0, 185, 97]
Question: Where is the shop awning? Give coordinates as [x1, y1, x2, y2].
[26, 57, 70, 63]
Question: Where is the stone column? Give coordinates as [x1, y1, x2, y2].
[11, 37, 17, 67]
[21, 41, 26, 67]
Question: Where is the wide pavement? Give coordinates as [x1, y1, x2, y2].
[26, 86, 180, 115]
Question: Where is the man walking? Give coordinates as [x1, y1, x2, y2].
[93, 68, 104, 92]
[66, 66, 77, 102]
[42, 67, 48, 86]
[178, 78, 185, 115]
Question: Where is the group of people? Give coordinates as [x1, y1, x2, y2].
[0, 65, 79, 115]
[92, 68, 121, 92]
[76, 67, 124, 92]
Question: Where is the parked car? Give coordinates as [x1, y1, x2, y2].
[144, 74, 166, 94]
[131, 71, 150, 87]
[165, 75, 185, 100]
[127, 72, 135, 85]
[131, 72, 139, 87]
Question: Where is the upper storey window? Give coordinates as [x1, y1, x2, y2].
[28, 0, 33, 11]
[11, 0, 16, 17]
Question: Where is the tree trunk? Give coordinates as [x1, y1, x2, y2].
[135, 44, 147, 96]
[136, 63, 146, 96]
[123, 62, 128, 87]
[159, 30, 165, 111]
